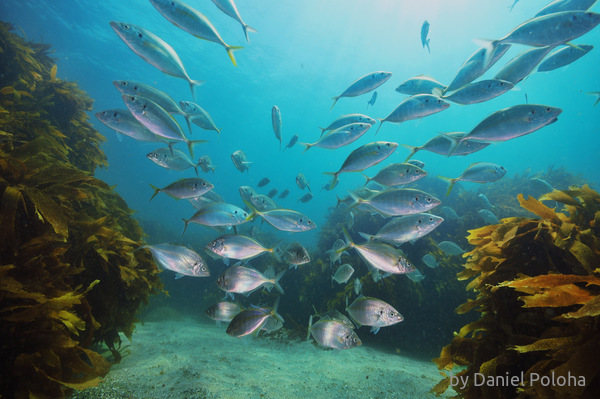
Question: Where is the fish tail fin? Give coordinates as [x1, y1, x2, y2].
[242, 199, 261, 222]
[300, 142, 312, 153]
[242, 24, 257, 43]
[322, 172, 338, 190]
[426, 39, 431, 53]
[180, 218, 190, 237]
[358, 232, 375, 242]
[149, 184, 160, 201]
[375, 119, 384, 136]
[338, 226, 354, 253]
[474, 38, 498, 69]
[438, 176, 457, 196]
[189, 79, 205, 100]
[187, 139, 208, 159]
[318, 127, 326, 137]
[307, 314, 313, 340]
[266, 269, 286, 295]
[330, 96, 339, 111]
[361, 173, 372, 187]
[184, 115, 193, 136]
[193, 164, 199, 176]
[439, 132, 460, 157]
[226, 45, 244, 67]
[401, 144, 418, 162]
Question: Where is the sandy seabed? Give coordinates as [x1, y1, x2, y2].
[72, 317, 452, 399]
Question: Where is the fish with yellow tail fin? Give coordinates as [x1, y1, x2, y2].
[439, 162, 507, 196]
[323, 141, 398, 190]
[109, 22, 204, 98]
[211, 0, 256, 43]
[331, 71, 392, 110]
[150, 0, 243, 66]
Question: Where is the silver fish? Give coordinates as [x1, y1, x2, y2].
[537, 44, 594, 72]
[298, 192, 313, 203]
[354, 278, 363, 295]
[284, 134, 299, 150]
[198, 155, 216, 173]
[445, 44, 511, 93]
[352, 188, 441, 217]
[341, 228, 415, 275]
[147, 147, 199, 174]
[445, 104, 562, 155]
[331, 71, 392, 109]
[307, 316, 361, 350]
[179, 101, 221, 135]
[332, 264, 354, 284]
[113, 80, 185, 116]
[319, 113, 376, 136]
[247, 206, 316, 232]
[301, 122, 371, 152]
[109, 21, 203, 97]
[421, 20, 431, 53]
[150, 177, 213, 201]
[346, 296, 403, 334]
[535, 0, 598, 18]
[316, 310, 355, 330]
[441, 206, 460, 221]
[363, 162, 426, 187]
[207, 235, 274, 262]
[205, 301, 243, 322]
[122, 94, 205, 158]
[406, 159, 425, 169]
[403, 132, 490, 161]
[250, 194, 278, 211]
[149, 0, 243, 66]
[217, 265, 284, 296]
[226, 306, 283, 337]
[182, 202, 248, 235]
[438, 79, 514, 105]
[141, 243, 209, 278]
[441, 162, 507, 195]
[325, 141, 398, 190]
[231, 150, 252, 173]
[211, 0, 256, 43]
[438, 241, 465, 256]
[296, 173, 311, 192]
[494, 46, 557, 84]
[257, 177, 271, 188]
[359, 213, 444, 245]
[96, 109, 164, 143]
[367, 91, 377, 107]
[239, 185, 257, 202]
[484, 11, 600, 60]
[478, 193, 494, 210]
[406, 269, 425, 283]
[478, 209, 500, 225]
[283, 242, 310, 269]
[272, 105, 282, 150]
[422, 254, 438, 269]
[376, 94, 449, 134]
[395, 75, 447, 96]
[326, 239, 349, 266]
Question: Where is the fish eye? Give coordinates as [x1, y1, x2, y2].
[138, 33, 142, 38]
[426, 197, 432, 202]
[531, 110, 536, 114]
[545, 107, 551, 112]
[112, 112, 117, 117]
[429, 217, 434, 221]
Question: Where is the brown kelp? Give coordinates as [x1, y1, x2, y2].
[0, 22, 163, 398]
[432, 185, 600, 398]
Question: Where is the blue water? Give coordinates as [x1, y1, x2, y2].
[3, 0, 600, 358]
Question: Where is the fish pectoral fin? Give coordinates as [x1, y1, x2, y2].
[370, 326, 380, 334]
[174, 273, 185, 279]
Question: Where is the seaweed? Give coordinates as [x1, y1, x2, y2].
[432, 186, 600, 398]
[0, 22, 163, 398]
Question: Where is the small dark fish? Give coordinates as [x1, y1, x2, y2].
[257, 177, 271, 187]
[422, 254, 438, 269]
[478, 209, 500, 225]
[421, 20, 430, 53]
[367, 91, 377, 107]
[284, 134, 299, 151]
[298, 192, 313, 203]
[332, 264, 354, 284]
[442, 206, 460, 221]
[438, 241, 465, 255]
[278, 189, 290, 199]
[296, 173, 311, 192]
[267, 188, 278, 198]
[283, 241, 310, 269]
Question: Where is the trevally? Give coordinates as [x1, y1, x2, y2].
[141, 243, 209, 278]
[359, 213, 444, 245]
[272, 105, 282, 150]
[403, 132, 490, 161]
[537, 44, 594, 72]
[198, 155, 216, 173]
[395, 75, 447, 96]
[181, 202, 248, 236]
[346, 296, 403, 334]
[109, 21, 203, 97]
[363, 162, 427, 187]
[332, 264, 354, 284]
[307, 316, 361, 350]
[149, 0, 243, 66]
[331, 71, 392, 109]
[150, 177, 213, 201]
[301, 122, 371, 152]
[440, 162, 507, 195]
[211, 0, 256, 43]
[351, 188, 441, 217]
[436, 79, 514, 105]
[147, 147, 200, 175]
[205, 301, 243, 323]
[96, 109, 164, 143]
[179, 101, 221, 135]
[494, 46, 557, 85]
[231, 150, 252, 173]
[206, 234, 276, 262]
[319, 113, 376, 136]
[217, 265, 285, 296]
[376, 94, 449, 134]
[113, 80, 185, 116]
